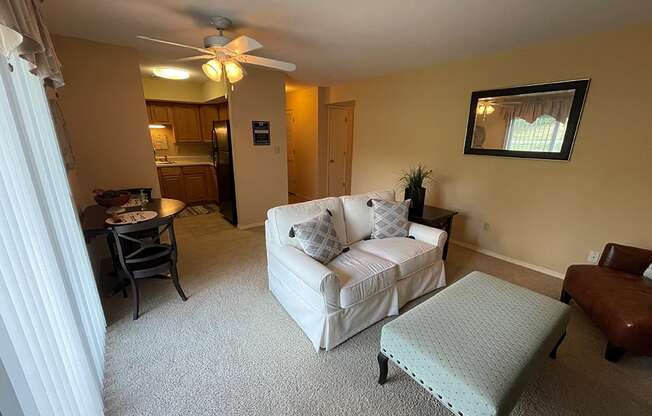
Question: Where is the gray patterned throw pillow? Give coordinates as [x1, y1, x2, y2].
[289, 210, 343, 264]
[370, 199, 410, 239]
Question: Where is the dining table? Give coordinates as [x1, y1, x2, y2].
[80, 197, 186, 240]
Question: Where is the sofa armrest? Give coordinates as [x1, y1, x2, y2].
[599, 243, 652, 276]
[408, 222, 448, 248]
[267, 243, 341, 308]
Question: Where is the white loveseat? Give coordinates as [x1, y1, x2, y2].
[265, 190, 447, 351]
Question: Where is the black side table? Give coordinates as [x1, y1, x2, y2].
[408, 206, 458, 260]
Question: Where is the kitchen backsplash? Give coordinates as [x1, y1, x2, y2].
[150, 126, 212, 157]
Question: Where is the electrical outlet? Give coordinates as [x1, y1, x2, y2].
[587, 250, 600, 264]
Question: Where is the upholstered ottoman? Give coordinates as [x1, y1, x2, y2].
[378, 271, 570, 416]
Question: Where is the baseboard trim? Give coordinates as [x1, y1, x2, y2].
[450, 239, 565, 280]
[238, 221, 265, 230]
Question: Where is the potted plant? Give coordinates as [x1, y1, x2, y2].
[399, 165, 433, 217]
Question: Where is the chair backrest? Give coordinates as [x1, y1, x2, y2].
[265, 190, 396, 247]
[266, 197, 347, 248]
[119, 187, 153, 200]
[340, 190, 395, 244]
[110, 216, 176, 275]
[599, 243, 652, 275]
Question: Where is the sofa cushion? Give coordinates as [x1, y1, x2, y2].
[354, 237, 439, 279]
[327, 248, 398, 308]
[370, 199, 410, 239]
[267, 197, 347, 249]
[340, 190, 395, 244]
[290, 210, 343, 264]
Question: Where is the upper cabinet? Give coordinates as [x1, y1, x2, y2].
[146, 100, 228, 143]
[147, 103, 172, 123]
[172, 104, 202, 143]
[199, 105, 220, 142]
[217, 102, 229, 121]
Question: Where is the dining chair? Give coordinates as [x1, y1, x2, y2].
[110, 216, 187, 320]
[119, 187, 153, 200]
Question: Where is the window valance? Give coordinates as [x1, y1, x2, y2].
[0, 0, 63, 87]
[500, 91, 574, 124]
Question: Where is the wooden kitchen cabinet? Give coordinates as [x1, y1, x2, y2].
[145, 100, 227, 142]
[199, 105, 220, 142]
[172, 104, 202, 142]
[148, 103, 172, 123]
[184, 174, 209, 203]
[158, 167, 186, 202]
[217, 102, 229, 121]
[158, 165, 217, 205]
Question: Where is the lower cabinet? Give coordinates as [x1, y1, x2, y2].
[158, 165, 217, 205]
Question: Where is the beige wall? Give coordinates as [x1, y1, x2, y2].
[286, 87, 319, 199]
[476, 111, 508, 149]
[327, 24, 652, 275]
[229, 68, 288, 227]
[54, 35, 160, 209]
[142, 77, 205, 102]
[142, 77, 227, 103]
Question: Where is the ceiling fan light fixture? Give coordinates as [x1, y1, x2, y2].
[476, 103, 495, 116]
[152, 67, 190, 80]
[223, 60, 244, 83]
[202, 59, 223, 82]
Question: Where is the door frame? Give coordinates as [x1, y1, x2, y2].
[285, 109, 297, 195]
[325, 102, 355, 197]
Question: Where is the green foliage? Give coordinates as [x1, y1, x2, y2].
[399, 165, 433, 197]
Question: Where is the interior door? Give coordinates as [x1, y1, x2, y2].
[286, 110, 297, 194]
[327, 106, 352, 197]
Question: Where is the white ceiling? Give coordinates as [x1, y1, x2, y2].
[42, 0, 652, 86]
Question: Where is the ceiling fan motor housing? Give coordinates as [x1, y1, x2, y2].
[204, 35, 230, 49]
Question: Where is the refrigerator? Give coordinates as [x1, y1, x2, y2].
[211, 120, 238, 225]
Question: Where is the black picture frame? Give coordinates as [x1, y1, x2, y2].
[463, 79, 590, 160]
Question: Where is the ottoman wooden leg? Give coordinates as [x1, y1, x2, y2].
[549, 332, 566, 359]
[377, 352, 389, 385]
[605, 343, 625, 362]
[559, 289, 571, 304]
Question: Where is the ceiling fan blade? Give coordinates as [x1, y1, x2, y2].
[137, 36, 213, 54]
[234, 54, 296, 72]
[176, 55, 214, 62]
[224, 35, 262, 55]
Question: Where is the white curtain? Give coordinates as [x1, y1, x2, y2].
[0, 51, 105, 416]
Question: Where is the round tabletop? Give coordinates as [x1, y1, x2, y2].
[81, 198, 186, 238]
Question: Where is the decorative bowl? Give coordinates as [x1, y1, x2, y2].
[93, 189, 130, 213]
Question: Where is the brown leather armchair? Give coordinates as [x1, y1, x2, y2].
[561, 243, 652, 362]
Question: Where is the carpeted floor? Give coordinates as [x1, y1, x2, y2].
[101, 212, 652, 416]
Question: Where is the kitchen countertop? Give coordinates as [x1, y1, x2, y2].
[155, 156, 212, 167]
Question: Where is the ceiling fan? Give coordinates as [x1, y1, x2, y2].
[138, 16, 295, 88]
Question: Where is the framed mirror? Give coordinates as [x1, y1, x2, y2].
[464, 79, 590, 160]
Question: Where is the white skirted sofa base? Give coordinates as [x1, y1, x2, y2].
[265, 190, 447, 351]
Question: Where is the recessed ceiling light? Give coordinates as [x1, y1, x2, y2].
[152, 67, 190, 80]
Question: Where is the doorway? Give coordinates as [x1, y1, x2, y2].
[326, 104, 354, 197]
